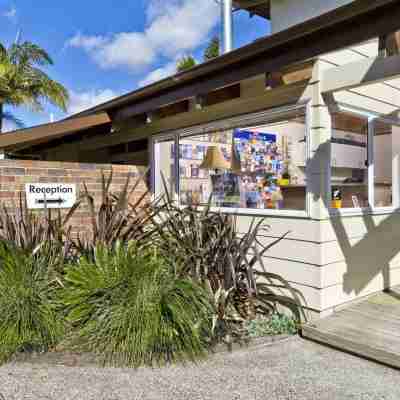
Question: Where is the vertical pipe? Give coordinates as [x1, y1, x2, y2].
[221, 0, 233, 54]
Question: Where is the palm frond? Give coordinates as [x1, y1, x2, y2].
[9, 42, 53, 66]
[0, 40, 69, 114]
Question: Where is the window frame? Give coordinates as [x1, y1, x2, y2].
[329, 103, 400, 217]
[151, 102, 312, 218]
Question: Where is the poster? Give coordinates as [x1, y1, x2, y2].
[232, 129, 285, 209]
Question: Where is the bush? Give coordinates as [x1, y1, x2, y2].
[245, 314, 298, 338]
[60, 242, 213, 367]
[150, 199, 307, 344]
[73, 170, 160, 259]
[0, 243, 64, 362]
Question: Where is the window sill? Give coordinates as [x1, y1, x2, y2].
[329, 206, 399, 218]
[181, 205, 309, 219]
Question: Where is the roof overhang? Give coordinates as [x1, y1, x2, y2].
[6, 0, 400, 157]
[0, 112, 111, 153]
[68, 0, 400, 123]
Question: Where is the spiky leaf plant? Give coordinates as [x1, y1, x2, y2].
[150, 195, 307, 342]
[74, 169, 161, 258]
[60, 242, 212, 367]
[0, 193, 76, 260]
[0, 243, 64, 362]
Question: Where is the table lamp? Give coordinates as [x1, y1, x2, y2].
[199, 146, 230, 171]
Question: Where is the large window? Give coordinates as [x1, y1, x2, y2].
[330, 108, 399, 211]
[330, 111, 369, 209]
[153, 136, 176, 199]
[153, 106, 308, 213]
[373, 118, 395, 208]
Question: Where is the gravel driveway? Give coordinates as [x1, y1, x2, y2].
[0, 336, 399, 400]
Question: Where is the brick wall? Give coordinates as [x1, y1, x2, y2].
[0, 159, 149, 237]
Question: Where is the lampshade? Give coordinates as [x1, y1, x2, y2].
[200, 146, 230, 170]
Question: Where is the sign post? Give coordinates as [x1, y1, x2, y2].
[25, 183, 77, 209]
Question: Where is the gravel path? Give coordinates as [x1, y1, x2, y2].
[0, 336, 399, 400]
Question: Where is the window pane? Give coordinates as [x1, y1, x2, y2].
[154, 137, 175, 199]
[330, 111, 368, 209]
[178, 109, 307, 210]
[374, 119, 393, 207]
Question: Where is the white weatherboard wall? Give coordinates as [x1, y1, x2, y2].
[270, 0, 354, 34]
[309, 40, 400, 315]
[234, 62, 330, 319]
[247, 41, 400, 318]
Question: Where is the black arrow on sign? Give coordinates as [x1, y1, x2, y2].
[36, 198, 66, 205]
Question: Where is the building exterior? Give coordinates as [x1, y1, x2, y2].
[2, 0, 400, 318]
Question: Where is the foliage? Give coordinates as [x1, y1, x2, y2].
[0, 194, 75, 264]
[176, 55, 197, 72]
[245, 314, 298, 338]
[204, 36, 220, 60]
[0, 171, 307, 365]
[0, 40, 69, 131]
[60, 242, 212, 367]
[0, 243, 64, 362]
[150, 195, 307, 344]
[73, 170, 160, 258]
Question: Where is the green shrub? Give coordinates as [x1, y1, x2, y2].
[60, 242, 213, 367]
[150, 196, 307, 343]
[245, 314, 298, 338]
[0, 243, 64, 362]
[73, 170, 160, 259]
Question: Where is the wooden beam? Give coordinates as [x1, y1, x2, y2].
[111, 150, 149, 165]
[321, 54, 400, 94]
[47, 82, 309, 154]
[266, 61, 314, 89]
[0, 113, 110, 152]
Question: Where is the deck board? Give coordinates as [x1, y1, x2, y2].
[302, 288, 400, 369]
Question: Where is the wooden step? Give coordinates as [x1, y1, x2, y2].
[302, 290, 400, 369]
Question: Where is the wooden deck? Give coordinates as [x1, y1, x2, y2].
[302, 288, 400, 369]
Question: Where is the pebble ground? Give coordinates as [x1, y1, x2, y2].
[0, 337, 399, 400]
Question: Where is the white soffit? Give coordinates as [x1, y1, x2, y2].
[351, 40, 379, 58]
[320, 39, 379, 67]
[333, 90, 399, 115]
[385, 77, 400, 90]
[321, 49, 368, 66]
[351, 82, 400, 108]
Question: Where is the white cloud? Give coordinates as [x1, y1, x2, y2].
[95, 32, 156, 70]
[68, 89, 118, 114]
[67, 33, 107, 51]
[2, 6, 16, 19]
[138, 61, 178, 87]
[67, 0, 218, 71]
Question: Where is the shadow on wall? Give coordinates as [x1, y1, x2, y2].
[310, 140, 400, 297]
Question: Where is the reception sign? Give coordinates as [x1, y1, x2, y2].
[25, 183, 77, 209]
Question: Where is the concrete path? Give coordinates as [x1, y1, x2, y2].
[0, 337, 399, 400]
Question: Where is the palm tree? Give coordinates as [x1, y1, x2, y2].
[176, 55, 197, 72]
[204, 36, 220, 61]
[0, 41, 69, 132]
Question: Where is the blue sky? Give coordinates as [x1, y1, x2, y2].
[0, 0, 269, 130]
